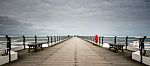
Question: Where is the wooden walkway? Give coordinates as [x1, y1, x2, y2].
[2, 37, 145, 66]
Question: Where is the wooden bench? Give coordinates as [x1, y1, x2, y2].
[27, 42, 45, 52]
[108, 43, 125, 53]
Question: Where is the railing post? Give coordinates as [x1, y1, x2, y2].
[55, 36, 57, 43]
[54, 36, 56, 44]
[47, 36, 49, 46]
[59, 36, 61, 42]
[99, 36, 101, 46]
[51, 36, 53, 45]
[114, 36, 117, 44]
[59, 36, 61, 41]
[57, 36, 58, 42]
[59, 36, 60, 42]
[102, 36, 104, 45]
[6, 35, 11, 62]
[23, 35, 26, 49]
[125, 36, 128, 50]
[140, 36, 146, 63]
[55, 36, 56, 42]
[35, 35, 37, 43]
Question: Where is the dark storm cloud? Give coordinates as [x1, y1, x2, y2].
[0, 16, 32, 35]
[0, 0, 150, 35]
[0, 16, 31, 27]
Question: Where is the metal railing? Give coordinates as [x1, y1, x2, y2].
[78, 35, 150, 63]
[0, 35, 72, 63]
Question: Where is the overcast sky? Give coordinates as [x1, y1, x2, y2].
[0, 0, 150, 36]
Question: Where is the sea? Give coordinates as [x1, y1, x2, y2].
[0, 35, 150, 55]
[0, 35, 50, 50]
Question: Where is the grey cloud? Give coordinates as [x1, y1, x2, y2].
[0, 0, 150, 35]
[0, 16, 33, 35]
[0, 16, 32, 27]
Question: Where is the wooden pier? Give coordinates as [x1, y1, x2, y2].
[2, 37, 146, 66]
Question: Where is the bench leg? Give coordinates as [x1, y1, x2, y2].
[109, 46, 113, 50]
[28, 46, 31, 52]
[122, 47, 124, 53]
[114, 47, 118, 52]
[40, 44, 43, 49]
[34, 45, 37, 52]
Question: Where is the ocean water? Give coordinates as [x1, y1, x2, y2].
[0, 36, 52, 55]
[1, 36, 150, 55]
[101, 37, 150, 49]
[0, 36, 49, 49]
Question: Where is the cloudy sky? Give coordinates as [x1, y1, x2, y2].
[0, 0, 150, 36]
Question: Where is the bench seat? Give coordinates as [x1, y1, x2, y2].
[27, 42, 46, 52]
[108, 43, 125, 53]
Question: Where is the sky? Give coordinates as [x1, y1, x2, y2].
[0, 0, 150, 36]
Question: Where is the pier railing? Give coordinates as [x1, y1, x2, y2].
[78, 36, 150, 63]
[0, 35, 72, 63]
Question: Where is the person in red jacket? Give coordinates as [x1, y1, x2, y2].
[95, 35, 99, 44]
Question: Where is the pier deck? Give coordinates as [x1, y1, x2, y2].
[2, 37, 145, 66]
